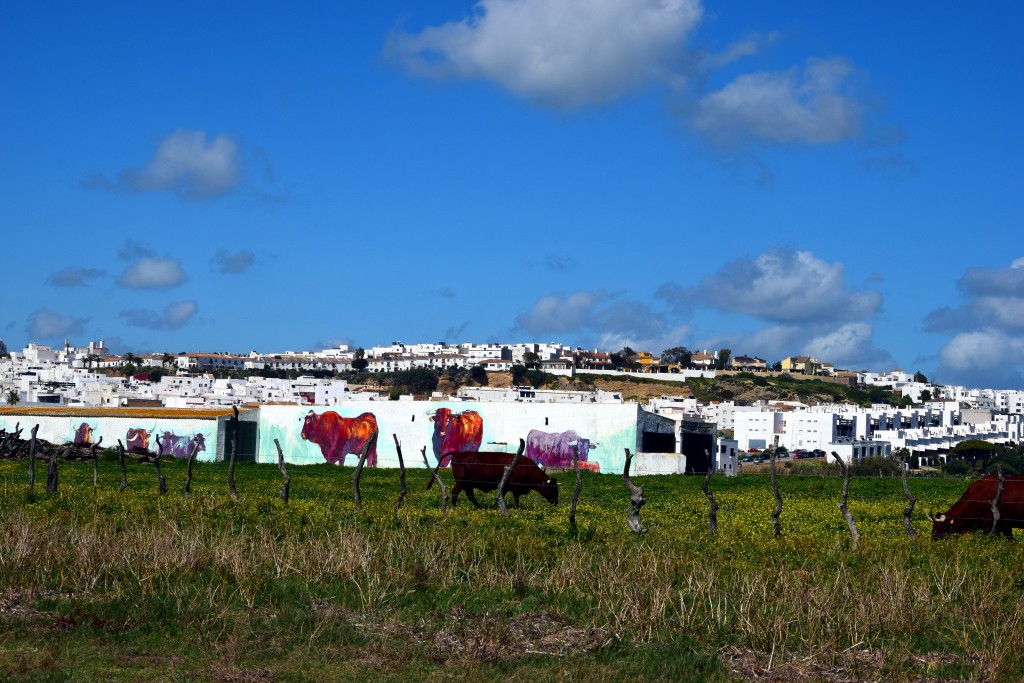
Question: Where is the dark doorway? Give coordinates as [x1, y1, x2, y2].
[682, 431, 714, 474]
[641, 431, 676, 453]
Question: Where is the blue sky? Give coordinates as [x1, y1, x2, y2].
[2, 1, 1022, 389]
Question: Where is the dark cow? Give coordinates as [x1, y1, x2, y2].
[430, 408, 483, 466]
[158, 432, 207, 459]
[927, 475, 1024, 539]
[73, 422, 94, 446]
[301, 411, 379, 466]
[526, 429, 599, 471]
[429, 451, 558, 509]
[125, 427, 151, 454]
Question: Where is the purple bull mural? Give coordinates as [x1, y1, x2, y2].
[526, 429, 599, 471]
[158, 432, 207, 459]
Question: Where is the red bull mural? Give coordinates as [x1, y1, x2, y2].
[301, 410, 379, 466]
[430, 408, 483, 466]
[125, 427, 152, 454]
[73, 422, 94, 446]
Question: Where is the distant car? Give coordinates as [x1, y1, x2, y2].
[754, 457, 765, 464]
[792, 449, 806, 456]
[793, 453, 804, 460]
[742, 455, 754, 463]
[748, 448, 761, 454]
[811, 449, 826, 458]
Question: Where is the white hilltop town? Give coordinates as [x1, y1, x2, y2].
[2, 337, 1023, 473]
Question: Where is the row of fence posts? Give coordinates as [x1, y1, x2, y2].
[7, 418, 1013, 542]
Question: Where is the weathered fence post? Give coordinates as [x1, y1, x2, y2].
[184, 440, 199, 498]
[352, 434, 376, 511]
[422, 446, 449, 513]
[622, 448, 647, 535]
[496, 438, 526, 516]
[897, 454, 917, 539]
[770, 445, 782, 538]
[153, 435, 167, 495]
[46, 447, 66, 495]
[228, 405, 239, 500]
[990, 464, 1005, 536]
[393, 434, 407, 512]
[90, 437, 103, 494]
[830, 451, 860, 548]
[28, 424, 38, 495]
[568, 444, 583, 531]
[274, 438, 290, 504]
[117, 439, 129, 492]
[701, 449, 718, 536]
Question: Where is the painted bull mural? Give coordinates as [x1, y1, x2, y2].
[301, 410, 379, 466]
[157, 432, 207, 459]
[430, 408, 483, 466]
[526, 429, 599, 471]
[73, 422, 94, 446]
[927, 475, 1024, 539]
[125, 427, 152, 454]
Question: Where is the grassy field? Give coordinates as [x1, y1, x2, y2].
[0, 455, 1021, 682]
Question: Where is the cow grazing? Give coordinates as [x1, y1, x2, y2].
[927, 475, 1024, 539]
[125, 428, 151, 454]
[526, 429, 598, 470]
[73, 422, 94, 446]
[158, 432, 207, 459]
[429, 451, 558, 509]
[430, 408, 483, 466]
[301, 411, 379, 466]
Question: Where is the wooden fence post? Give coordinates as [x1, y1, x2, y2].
[352, 434, 376, 511]
[421, 446, 448, 513]
[897, 455, 917, 539]
[990, 464, 1005, 536]
[496, 439, 526, 516]
[184, 440, 200, 498]
[830, 451, 860, 548]
[90, 437, 103, 494]
[569, 444, 583, 530]
[701, 449, 718, 536]
[393, 434, 407, 512]
[117, 439, 129, 492]
[770, 445, 782, 538]
[622, 448, 647, 535]
[274, 438, 290, 504]
[228, 405, 239, 500]
[28, 424, 38, 495]
[153, 436, 167, 495]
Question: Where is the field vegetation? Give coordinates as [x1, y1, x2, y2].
[1, 455, 1021, 682]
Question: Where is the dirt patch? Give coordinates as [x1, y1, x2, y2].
[721, 645, 974, 683]
[208, 667, 272, 683]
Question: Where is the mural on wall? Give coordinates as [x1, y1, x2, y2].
[157, 431, 207, 459]
[526, 429, 600, 472]
[300, 410, 379, 466]
[73, 422, 95, 446]
[125, 427, 153, 453]
[429, 408, 483, 466]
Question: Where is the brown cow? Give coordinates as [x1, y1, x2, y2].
[300, 410, 379, 466]
[927, 475, 1024, 539]
[429, 451, 558, 509]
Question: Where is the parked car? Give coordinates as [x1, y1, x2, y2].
[793, 453, 804, 460]
[748, 448, 761, 454]
[742, 455, 754, 463]
[810, 449, 826, 458]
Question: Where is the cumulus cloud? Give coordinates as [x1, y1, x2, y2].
[119, 300, 198, 331]
[927, 259, 1024, 388]
[657, 248, 881, 323]
[690, 58, 862, 147]
[212, 249, 255, 274]
[87, 130, 242, 200]
[118, 257, 187, 289]
[26, 309, 89, 339]
[387, 0, 702, 108]
[515, 289, 688, 351]
[46, 267, 105, 287]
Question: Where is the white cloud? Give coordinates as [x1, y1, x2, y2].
[118, 257, 186, 289]
[46, 267, 105, 287]
[690, 58, 862, 146]
[516, 290, 611, 335]
[117, 130, 241, 200]
[659, 248, 881, 323]
[26, 309, 89, 339]
[387, 0, 702, 108]
[119, 300, 198, 331]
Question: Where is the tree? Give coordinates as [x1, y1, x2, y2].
[716, 348, 732, 370]
[6, 390, 18, 406]
[771, 361, 782, 371]
[919, 389, 932, 403]
[351, 347, 368, 371]
[611, 347, 639, 370]
[162, 352, 176, 369]
[511, 364, 527, 386]
[947, 439, 1002, 473]
[522, 351, 540, 369]
[913, 370, 928, 383]
[660, 346, 692, 367]
[469, 365, 488, 385]
[122, 352, 139, 378]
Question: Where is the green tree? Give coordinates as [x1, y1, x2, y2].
[469, 365, 488, 385]
[913, 370, 928, 383]
[919, 389, 932, 403]
[351, 347, 368, 371]
[716, 348, 732, 370]
[946, 439, 1002, 473]
[511, 364, 527, 385]
[522, 351, 540, 369]
[6, 390, 18, 406]
[660, 346, 692, 367]
[162, 352, 176, 369]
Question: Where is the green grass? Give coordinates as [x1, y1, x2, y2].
[1, 455, 1022, 681]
